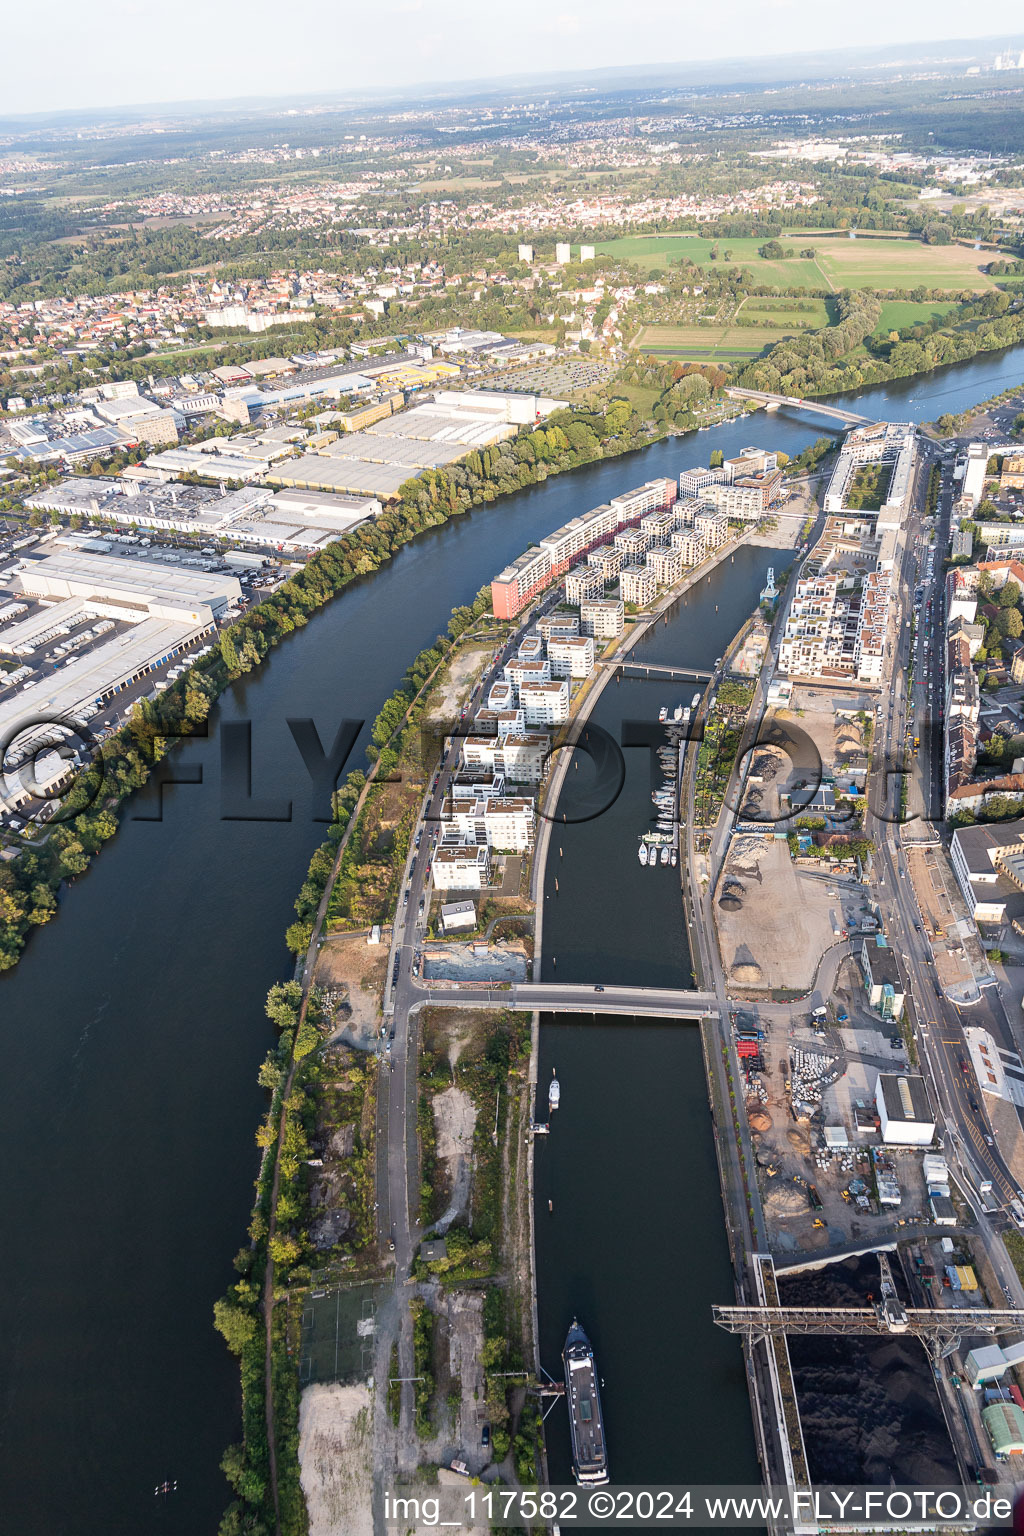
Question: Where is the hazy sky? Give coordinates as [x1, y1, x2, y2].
[4, 3, 1024, 117]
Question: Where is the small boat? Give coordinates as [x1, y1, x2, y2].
[670, 848, 678, 866]
[681, 707, 690, 726]
[660, 846, 670, 866]
[691, 693, 701, 709]
[673, 705, 683, 721]
[638, 843, 649, 866]
[658, 705, 668, 722]
[549, 1070, 561, 1112]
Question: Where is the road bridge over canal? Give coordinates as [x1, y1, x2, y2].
[411, 982, 720, 1018]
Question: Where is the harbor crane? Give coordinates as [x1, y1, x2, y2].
[715, 1253, 1024, 1363]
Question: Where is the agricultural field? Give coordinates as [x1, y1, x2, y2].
[738, 296, 832, 328]
[635, 320, 819, 361]
[598, 234, 825, 288]
[597, 232, 1002, 292]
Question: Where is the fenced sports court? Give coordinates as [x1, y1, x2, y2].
[299, 1280, 378, 1386]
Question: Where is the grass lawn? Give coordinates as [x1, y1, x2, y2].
[873, 299, 958, 335]
[611, 383, 662, 416]
[597, 232, 1000, 292]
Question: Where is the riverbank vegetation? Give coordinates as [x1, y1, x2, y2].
[694, 680, 756, 829]
[213, 579, 538, 1532]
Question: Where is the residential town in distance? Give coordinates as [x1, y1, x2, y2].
[10, 33, 1024, 1536]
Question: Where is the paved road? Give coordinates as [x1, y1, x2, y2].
[866, 444, 1024, 1216]
[511, 982, 718, 1016]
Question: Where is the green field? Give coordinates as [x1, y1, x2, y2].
[873, 299, 958, 335]
[635, 319, 818, 360]
[739, 296, 832, 327]
[599, 235, 826, 288]
[597, 232, 999, 292]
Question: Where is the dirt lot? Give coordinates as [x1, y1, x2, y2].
[717, 833, 839, 991]
[314, 931, 389, 1048]
[445, 1289, 489, 1471]
[299, 1381, 374, 1536]
[423, 940, 529, 984]
[423, 640, 494, 726]
[432, 1084, 478, 1228]
[905, 844, 986, 999]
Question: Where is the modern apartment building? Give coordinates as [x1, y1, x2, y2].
[671, 527, 706, 566]
[646, 545, 682, 587]
[548, 635, 595, 679]
[620, 564, 658, 607]
[579, 598, 624, 640]
[678, 466, 722, 498]
[433, 843, 491, 891]
[520, 678, 570, 725]
[694, 510, 729, 550]
[490, 478, 675, 617]
[564, 566, 605, 605]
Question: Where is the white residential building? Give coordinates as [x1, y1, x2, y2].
[679, 466, 721, 498]
[694, 510, 729, 551]
[520, 679, 570, 725]
[580, 598, 624, 639]
[548, 635, 595, 679]
[620, 565, 657, 607]
[587, 546, 622, 582]
[564, 566, 605, 605]
[432, 844, 491, 891]
[671, 527, 706, 566]
[504, 656, 551, 692]
[537, 615, 579, 642]
[646, 545, 682, 586]
[444, 795, 535, 851]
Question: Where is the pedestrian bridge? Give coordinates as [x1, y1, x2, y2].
[604, 661, 714, 682]
[412, 981, 720, 1018]
[725, 387, 875, 428]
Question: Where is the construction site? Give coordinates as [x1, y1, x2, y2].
[716, 687, 875, 994]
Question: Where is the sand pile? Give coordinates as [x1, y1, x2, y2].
[748, 1108, 772, 1132]
[731, 961, 762, 985]
[764, 1185, 807, 1217]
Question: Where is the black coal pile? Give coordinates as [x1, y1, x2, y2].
[777, 1255, 958, 1484]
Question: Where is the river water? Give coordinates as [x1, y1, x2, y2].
[1, 346, 1023, 1535]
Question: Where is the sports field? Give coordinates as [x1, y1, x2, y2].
[597, 232, 1000, 292]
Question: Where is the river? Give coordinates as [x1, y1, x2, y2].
[1, 345, 1023, 1535]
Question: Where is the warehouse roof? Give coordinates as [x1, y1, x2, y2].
[269, 455, 414, 499]
[0, 616, 208, 750]
[16, 551, 240, 611]
[876, 1072, 932, 1125]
